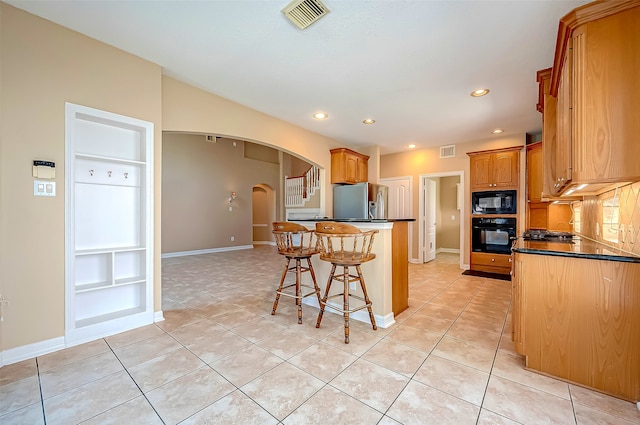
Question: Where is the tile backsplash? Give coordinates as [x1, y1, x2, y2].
[578, 181, 640, 256]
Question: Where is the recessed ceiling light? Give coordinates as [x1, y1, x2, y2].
[313, 112, 328, 120]
[492, 128, 504, 134]
[471, 88, 490, 97]
[407, 144, 416, 149]
[363, 119, 376, 125]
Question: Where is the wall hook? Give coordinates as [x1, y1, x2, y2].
[89, 169, 94, 176]
[124, 172, 128, 179]
[108, 171, 112, 177]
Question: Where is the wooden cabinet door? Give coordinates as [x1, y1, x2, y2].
[526, 143, 543, 202]
[543, 93, 559, 197]
[493, 150, 519, 188]
[555, 48, 572, 194]
[356, 157, 368, 183]
[470, 154, 492, 190]
[572, 8, 640, 183]
[344, 155, 358, 183]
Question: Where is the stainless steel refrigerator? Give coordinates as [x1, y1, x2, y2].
[333, 183, 389, 219]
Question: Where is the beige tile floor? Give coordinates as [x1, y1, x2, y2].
[2, 246, 639, 424]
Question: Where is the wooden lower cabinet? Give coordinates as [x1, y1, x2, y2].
[470, 252, 512, 275]
[512, 252, 640, 402]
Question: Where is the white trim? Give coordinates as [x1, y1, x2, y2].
[302, 298, 396, 329]
[252, 241, 276, 246]
[161, 245, 254, 259]
[65, 103, 154, 345]
[65, 312, 154, 347]
[154, 311, 165, 322]
[1, 337, 65, 367]
[437, 248, 460, 254]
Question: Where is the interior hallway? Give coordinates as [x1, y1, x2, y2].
[1, 248, 638, 424]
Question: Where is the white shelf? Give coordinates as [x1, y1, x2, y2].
[76, 247, 145, 255]
[76, 153, 146, 165]
[75, 306, 146, 329]
[65, 102, 154, 345]
[75, 280, 111, 292]
[76, 277, 146, 294]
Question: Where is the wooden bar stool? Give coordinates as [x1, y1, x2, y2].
[314, 222, 378, 343]
[271, 222, 322, 324]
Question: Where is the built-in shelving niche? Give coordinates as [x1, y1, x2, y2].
[65, 103, 153, 346]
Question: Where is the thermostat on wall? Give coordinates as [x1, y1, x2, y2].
[32, 160, 56, 179]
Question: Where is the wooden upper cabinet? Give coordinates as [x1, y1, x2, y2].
[571, 7, 640, 183]
[330, 148, 369, 184]
[468, 147, 520, 191]
[544, 1, 640, 195]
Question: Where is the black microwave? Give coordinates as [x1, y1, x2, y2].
[472, 190, 517, 214]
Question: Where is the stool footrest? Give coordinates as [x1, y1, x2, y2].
[320, 297, 372, 315]
[276, 283, 320, 300]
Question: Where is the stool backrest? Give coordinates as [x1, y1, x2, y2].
[314, 222, 378, 264]
[272, 222, 318, 257]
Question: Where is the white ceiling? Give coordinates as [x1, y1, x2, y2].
[8, 0, 588, 154]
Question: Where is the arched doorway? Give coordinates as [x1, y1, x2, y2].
[252, 184, 276, 245]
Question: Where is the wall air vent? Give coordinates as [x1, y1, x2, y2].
[440, 145, 456, 158]
[282, 0, 330, 30]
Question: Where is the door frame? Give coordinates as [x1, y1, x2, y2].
[252, 183, 276, 245]
[419, 171, 465, 269]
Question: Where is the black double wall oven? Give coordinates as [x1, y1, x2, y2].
[471, 190, 517, 254]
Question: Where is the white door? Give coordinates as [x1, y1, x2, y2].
[381, 177, 412, 259]
[422, 178, 437, 262]
[380, 177, 411, 219]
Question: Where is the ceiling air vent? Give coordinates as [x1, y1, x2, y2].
[282, 0, 330, 30]
[440, 145, 456, 158]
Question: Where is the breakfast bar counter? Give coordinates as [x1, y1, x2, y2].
[292, 219, 413, 328]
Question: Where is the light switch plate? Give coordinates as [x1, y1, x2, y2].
[34, 180, 56, 196]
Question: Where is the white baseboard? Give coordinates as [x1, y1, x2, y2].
[252, 241, 276, 246]
[0, 336, 65, 367]
[161, 245, 253, 259]
[2, 314, 161, 367]
[302, 298, 395, 329]
[437, 248, 460, 254]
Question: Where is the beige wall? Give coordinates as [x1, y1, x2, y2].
[380, 136, 526, 264]
[438, 176, 461, 250]
[162, 134, 279, 253]
[0, 3, 163, 351]
[0, 3, 345, 357]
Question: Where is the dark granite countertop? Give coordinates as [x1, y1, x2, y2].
[294, 218, 416, 222]
[512, 237, 640, 263]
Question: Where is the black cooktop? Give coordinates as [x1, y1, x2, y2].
[522, 229, 576, 242]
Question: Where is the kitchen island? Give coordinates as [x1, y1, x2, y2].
[511, 237, 640, 402]
[293, 219, 414, 328]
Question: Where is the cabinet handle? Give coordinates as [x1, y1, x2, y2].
[491, 258, 495, 262]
